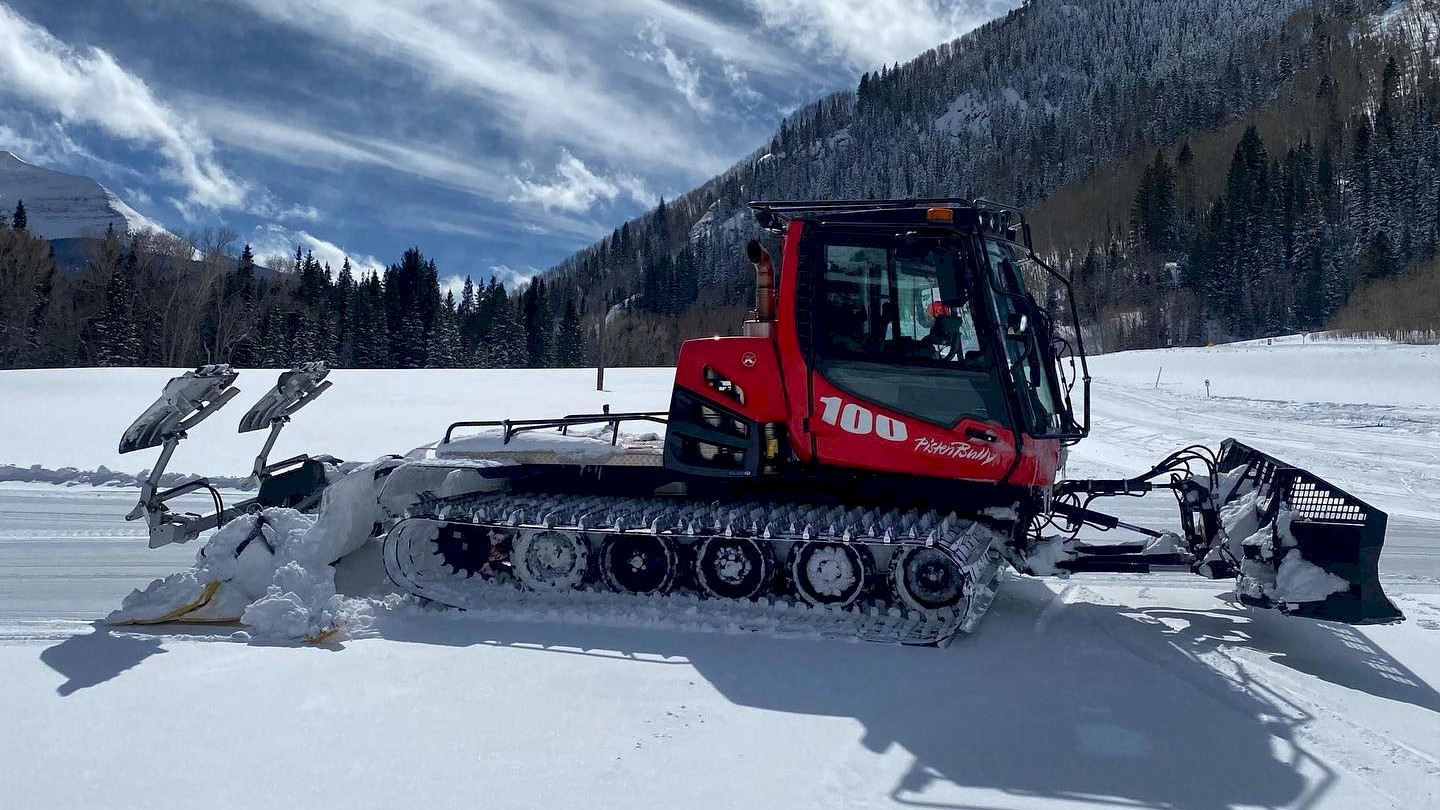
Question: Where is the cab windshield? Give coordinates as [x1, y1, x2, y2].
[983, 237, 1063, 434]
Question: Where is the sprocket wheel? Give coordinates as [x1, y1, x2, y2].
[694, 536, 773, 600]
[600, 533, 679, 595]
[511, 528, 589, 591]
[432, 522, 503, 579]
[890, 546, 966, 611]
[788, 541, 872, 607]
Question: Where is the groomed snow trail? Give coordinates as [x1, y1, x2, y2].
[2, 338, 1439, 809]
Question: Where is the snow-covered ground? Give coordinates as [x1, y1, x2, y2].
[2, 338, 1439, 810]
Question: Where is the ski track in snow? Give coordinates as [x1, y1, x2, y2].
[2, 340, 1440, 809]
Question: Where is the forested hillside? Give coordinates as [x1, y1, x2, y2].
[2, 0, 1437, 370]
[545, 0, 1440, 361]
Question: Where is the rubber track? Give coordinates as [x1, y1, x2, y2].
[383, 491, 1015, 645]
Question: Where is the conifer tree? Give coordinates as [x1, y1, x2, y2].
[334, 258, 355, 366]
[553, 297, 587, 367]
[93, 266, 139, 366]
[12, 200, 26, 232]
[521, 277, 552, 367]
[425, 292, 463, 368]
[483, 297, 527, 368]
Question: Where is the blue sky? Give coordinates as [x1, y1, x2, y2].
[0, 0, 1014, 289]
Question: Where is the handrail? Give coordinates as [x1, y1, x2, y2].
[442, 411, 669, 446]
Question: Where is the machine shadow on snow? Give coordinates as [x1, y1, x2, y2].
[1146, 593, 1440, 717]
[373, 576, 1436, 810]
[39, 621, 168, 696]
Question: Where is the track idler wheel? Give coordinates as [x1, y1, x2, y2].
[511, 528, 589, 591]
[694, 536, 774, 601]
[890, 546, 966, 611]
[788, 541, 873, 607]
[601, 534, 679, 595]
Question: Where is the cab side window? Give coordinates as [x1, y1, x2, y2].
[820, 244, 986, 367]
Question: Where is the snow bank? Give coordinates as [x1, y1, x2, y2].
[0, 463, 256, 490]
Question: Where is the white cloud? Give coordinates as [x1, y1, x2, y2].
[0, 3, 247, 211]
[743, 0, 1012, 71]
[248, 224, 385, 276]
[196, 105, 511, 200]
[510, 150, 654, 215]
[438, 266, 536, 292]
[488, 264, 538, 288]
[249, 192, 322, 224]
[0, 118, 104, 168]
[636, 21, 711, 115]
[723, 62, 765, 107]
[439, 274, 469, 301]
[224, 0, 739, 176]
[123, 186, 153, 208]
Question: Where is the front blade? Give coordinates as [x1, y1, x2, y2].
[1215, 439, 1402, 625]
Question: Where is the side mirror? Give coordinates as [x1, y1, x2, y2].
[1007, 311, 1029, 338]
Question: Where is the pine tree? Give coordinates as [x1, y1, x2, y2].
[521, 277, 552, 367]
[93, 266, 139, 366]
[383, 247, 442, 367]
[395, 310, 426, 368]
[352, 272, 390, 368]
[1357, 230, 1396, 282]
[483, 298, 527, 368]
[334, 258, 355, 366]
[553, 297, 587, 367]
[1129, 150, 1178, 254]
[253, 311, 287, 367]
[457, 275, 481, 365]
[425, 292, 462, 367]
[12, 200, 26, 231]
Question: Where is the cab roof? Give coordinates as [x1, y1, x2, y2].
[748, 198, 1029, 247]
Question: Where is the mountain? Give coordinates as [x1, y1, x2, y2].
[0, 151, 167, 241]
[539, 0, 1440, 361]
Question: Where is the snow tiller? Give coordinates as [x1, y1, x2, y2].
[119, 199, 1403, 643]
[120, 362, 339, 548]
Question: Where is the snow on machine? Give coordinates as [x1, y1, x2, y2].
[114, 199, 1404, 642]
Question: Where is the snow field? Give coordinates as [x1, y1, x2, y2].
[2, 337, 1439, 809]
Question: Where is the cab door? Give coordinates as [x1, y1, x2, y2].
[797, 227, 1022, 483]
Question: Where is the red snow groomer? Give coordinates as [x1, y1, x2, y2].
[121, 199, 1403, 643]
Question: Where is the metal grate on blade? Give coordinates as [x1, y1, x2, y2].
[1283, 477, 1369, 525]
[1219, 439, 1373, 527]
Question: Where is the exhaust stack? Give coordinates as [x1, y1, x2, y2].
[746, 239, 776, 322]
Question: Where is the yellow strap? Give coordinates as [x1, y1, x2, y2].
[110, 580, 222, 626]
[306, 625, 341, 644]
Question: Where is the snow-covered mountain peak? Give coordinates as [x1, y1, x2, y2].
[0, 150, 168, 240]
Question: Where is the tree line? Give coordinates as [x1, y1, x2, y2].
[0, 215, 587, 369]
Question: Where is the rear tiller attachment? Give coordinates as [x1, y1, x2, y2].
[120, 363, 337, 548]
